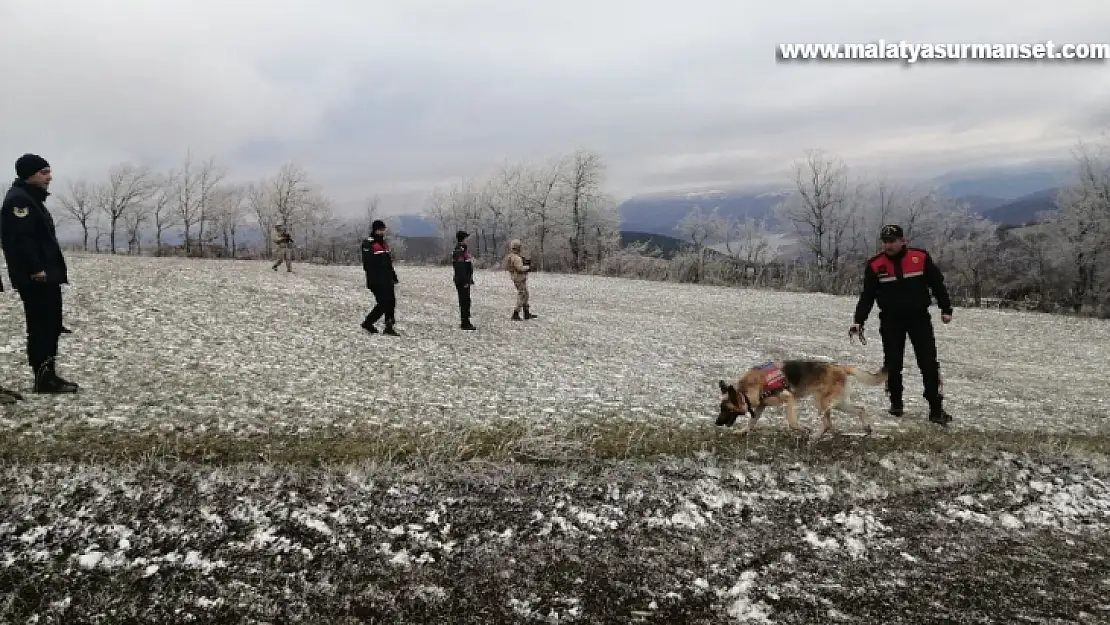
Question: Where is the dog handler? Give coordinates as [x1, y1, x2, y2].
[851, 224, 952, 425]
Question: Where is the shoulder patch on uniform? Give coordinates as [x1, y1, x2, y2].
[12, 206, 29, 218]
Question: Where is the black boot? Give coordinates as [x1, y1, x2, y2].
[927, 396, 952, 425]
[0, 385, 22, 403]
[33, 363, 78, 394]
[885, 371, 904, 416]
[382, 323, 400, 336]
[460, 320, 476, 330]
[523, 306, 537, 320]
[361, 318, 378, 333]
[511, 310, 522, 321]
[49, 361, 79, 391]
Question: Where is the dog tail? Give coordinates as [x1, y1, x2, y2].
[846, 365, 888, 387]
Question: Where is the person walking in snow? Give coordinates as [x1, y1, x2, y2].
[360, 220, 400, 335]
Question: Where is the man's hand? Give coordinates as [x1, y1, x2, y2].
[30, 271, 46, 281]
[941, 314, 952, 324]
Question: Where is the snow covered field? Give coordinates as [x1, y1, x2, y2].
[1, 253, 1108, 449]
[1, 253, 1108, 623]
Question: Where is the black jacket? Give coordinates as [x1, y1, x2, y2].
[854, 247, 952, 325]
[361, 234, 398, 288]
[452, 243, 473, 286]
[1, 179, 69, 291]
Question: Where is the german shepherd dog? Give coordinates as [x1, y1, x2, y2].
[717, 360, 887, 445]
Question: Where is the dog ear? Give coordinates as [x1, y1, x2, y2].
[724, 384, 741, 406]
[718, 380, 729, 394]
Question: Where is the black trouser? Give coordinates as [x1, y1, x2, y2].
[879, 311, 942, 404]
[17, 283, 62, 375]
[365, 284, 396, 327]
[455, 283, 471, 323]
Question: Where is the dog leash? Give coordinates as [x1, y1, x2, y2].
[849, 326, 867, 346]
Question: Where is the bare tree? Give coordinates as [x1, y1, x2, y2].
[56, 179, 97, 251]
[519, 158, 564, 271]
[361, 194, 382, 237]
[717, 215, 773, 265]
[1051, 134, 1110, 313]
[269, 162, 313, 229]
[211, 185, 247, 257]
[560, 149, 606, 271]
[193, 156, 227, 257]
[96, 163, 157, 254]
[422, 188, 456, 251]
[935, 206, 999, 305]
[121, 201, 152, 255]
[246, 182, 276, 257]
[149, 172, 180, 256]
[776, 149, 857, 286]
[302, 192, 336, 258]
[676, 205, 717, 282]
[173, 151, 201, 254]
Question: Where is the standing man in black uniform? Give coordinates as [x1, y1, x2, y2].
[851, 224, 951, 425]
[452, 230, 476, 330]
[1, 154, 79, 393]
[360, 219, 400, 336]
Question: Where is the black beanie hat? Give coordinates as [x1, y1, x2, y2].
[15, 153, 50, 180]
[371, 219, 386, 232]
[456, 230, 468, 242]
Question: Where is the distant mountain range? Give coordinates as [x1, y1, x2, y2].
[385, 167, 1066, 240]
[58, 166, 1063, 257]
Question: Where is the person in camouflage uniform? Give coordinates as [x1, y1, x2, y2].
[271, 224, 294, 272]
[503, 239, 537, 321]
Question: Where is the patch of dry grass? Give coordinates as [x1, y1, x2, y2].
[3, 417, 1106, 467]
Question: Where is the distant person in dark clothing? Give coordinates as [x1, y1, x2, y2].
[360, 219, 399, 336]
[852, 224, 952, 425]
[1, 153, 79, 393]
[452, 230, 476, 330]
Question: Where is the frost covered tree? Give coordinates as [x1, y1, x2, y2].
[57, 179, 97, 251]
[676, 205, 717, 282]
[1048, 135, 1110, 313]
[96, 163, 158, 254]
[775, 149, 859, 287]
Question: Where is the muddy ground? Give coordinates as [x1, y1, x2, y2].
[2, 448, 1108, 624]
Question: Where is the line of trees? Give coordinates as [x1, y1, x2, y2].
[47, 132, 1110, 318]
[632, 132, 1109, 317]
[420, 149, 620, 272]
[54, 151, 371, 262]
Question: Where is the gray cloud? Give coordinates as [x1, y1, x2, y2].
[2, 0, 1107, 215]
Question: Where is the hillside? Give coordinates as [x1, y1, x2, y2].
[979, 187, 1060, 225]
[1, 254, 1107, 623]
[0, 255, 1105, 625]
[616, 190, 789, 238]
[954, 194, 1010, 212]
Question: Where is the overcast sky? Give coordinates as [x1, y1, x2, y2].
[3, 0, 1107, 215]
